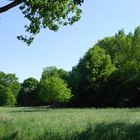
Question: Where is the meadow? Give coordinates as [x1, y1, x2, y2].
[0, 107, 140, 140]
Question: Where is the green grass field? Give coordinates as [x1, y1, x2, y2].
[0, 107, 140, 140]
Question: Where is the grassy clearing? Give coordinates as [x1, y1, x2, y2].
[0, 107, 140, 140]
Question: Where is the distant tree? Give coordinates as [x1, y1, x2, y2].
[0, 0, 84, 45]
[0, 72, 20, 106]
[57, 68, 70, 83]
[0, 85, 16, 106]
[0, 72, 20, 96]
[68, 66, 79, 94]
[17, 77, 39, 106]
[40, 74, 72, 106]
[42, 66, 59, 79]
[97, 29, 132, 68]
[42, 66, 69, 82]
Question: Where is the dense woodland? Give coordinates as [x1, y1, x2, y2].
[1, 27, 140, 107]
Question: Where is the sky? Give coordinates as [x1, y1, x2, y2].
[1, 0, 140, 82]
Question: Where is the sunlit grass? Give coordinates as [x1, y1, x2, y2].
[0, 107, 140, 140]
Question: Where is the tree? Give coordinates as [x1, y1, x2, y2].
[71, 46, 116, 107]
[96, 30, 132, 68]
[0, 85, 16, 106]
[17, 77, 40, 106]
[40, 75, 72, 106]
[42, 66, 69, 82]
[0, 72, 20, 106]
[0, 0, 84, 45]
[96, 27, 140, 107]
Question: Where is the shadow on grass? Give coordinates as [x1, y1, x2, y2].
[10, 106, 51, 113]
[1, 122, 140, 140]
[10, 107, 87, 113]
[1, 131, 18, 140]
[38, 122, 140, 140]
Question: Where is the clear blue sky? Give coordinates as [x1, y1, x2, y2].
[1, 0, 140, 82]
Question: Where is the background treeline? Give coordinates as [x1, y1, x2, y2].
[1, 27, 140, 107]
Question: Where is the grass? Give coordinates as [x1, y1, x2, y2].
[0, 107, 140, 140]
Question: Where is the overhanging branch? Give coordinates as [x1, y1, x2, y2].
[0, 0, 24, 13]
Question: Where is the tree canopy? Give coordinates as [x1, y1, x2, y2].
[0, 72, 20, 106]
[40, 76, 72, 105]
[17, 77, 39, 106]
[40, 67, 72, 105]
[42, 66, 69, 82]
[0, 0, 84, 45]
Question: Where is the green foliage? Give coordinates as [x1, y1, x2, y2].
[0, 72, 20, 96]
[2, 26, 140, 107]
[68, 26, 140, 107]
[40, 76, 72, 105]
[42, 66, 60, 79]
[0, 85, 16, 106]
[17, 0, 83, 45]
[42, 66, 69, 83]
[78, 46, 116, 84]
[17, 77, 40, 106]
[94, 26, 140, 107]
[70, 46, 116, 106]
[0, 72, 20, 106]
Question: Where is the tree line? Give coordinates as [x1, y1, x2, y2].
[1, 27, 140, 107]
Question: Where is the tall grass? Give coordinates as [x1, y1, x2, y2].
[0, 107, 140, 140]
